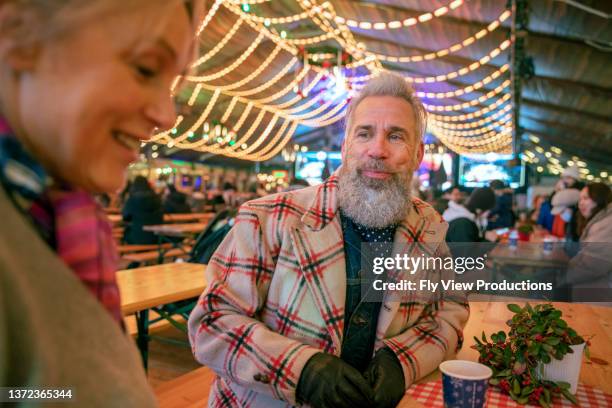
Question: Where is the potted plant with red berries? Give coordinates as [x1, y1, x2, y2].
[472, 303, 591, 407]
[516, 224, 534, 242]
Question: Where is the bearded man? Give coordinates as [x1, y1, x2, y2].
[188, 72, 469, 408]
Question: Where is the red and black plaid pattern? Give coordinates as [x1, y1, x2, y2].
[406, 380, 612, 407]
[189, 174, 469, 407]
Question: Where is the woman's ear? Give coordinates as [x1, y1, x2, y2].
[0, 3, 40, 72]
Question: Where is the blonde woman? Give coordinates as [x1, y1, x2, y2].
[0, 1, 200, 404]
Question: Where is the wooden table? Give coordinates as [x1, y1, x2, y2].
[153, 300, 611, 407]
[397, 300, 612, 407]
[143, 222, 208, 238]
[164, 213, 214, 223]
[489, 241, 570, 268]
[106, 213, 214, 226]
[118, 262, 207, 368]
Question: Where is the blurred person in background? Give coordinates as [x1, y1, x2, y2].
[163, 183, 192, 213]
[577, 182, 612, 242]
[537, 180, 565, 232]
[122, 175, 164, 244]
[441, 185, 464, 220]
[561, 165, 584, 191]
[562, 183, 612, 301]
[446, 187, 497, 242]
[0, 0, 200, 403]
[550, 166, 583, 241]
[487, 179, 515, 230]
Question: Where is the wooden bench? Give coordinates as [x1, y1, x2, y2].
[121, 247, 192, 265]
[112, 227, 124, 239]
[155, 366, 215, 408]
[116, 243, 174, 255]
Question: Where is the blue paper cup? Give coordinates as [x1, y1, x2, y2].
[439, 360, 492, 408]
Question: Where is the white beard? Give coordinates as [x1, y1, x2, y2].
[337, 160, 413, 228]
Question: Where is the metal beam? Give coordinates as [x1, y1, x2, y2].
[522, 98, 612, 125]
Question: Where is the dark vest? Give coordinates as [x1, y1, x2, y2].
[340, 212, 396, 372]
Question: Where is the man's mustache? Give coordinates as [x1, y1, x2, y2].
[355, 160, 394, 174]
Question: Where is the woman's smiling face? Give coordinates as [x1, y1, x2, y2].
[11, 2, 194, 193]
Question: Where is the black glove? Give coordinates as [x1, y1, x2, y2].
[296, 352, 375, 408]
[364, 347, 405, 408]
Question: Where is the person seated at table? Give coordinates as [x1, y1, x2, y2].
[576, 182, 612, 243]
[188, 72, 469, 408]
[441, 185, 465, 221]
[0, 0, 199, 404]
[487, 179, 515, 230]
[561, 183, 612, 301]
[122, 175, 164, 244]
[444, 188, 496, 242]
[163, 183, 192, 214]
[550, 166, 584, 241]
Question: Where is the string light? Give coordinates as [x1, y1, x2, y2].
[365, 10, 510, 62]
[428, 93, 512, 121]
[188, 32, 265, 82]
[423, 79, 510, 112]
[192, 18, 244, 68]
[416, 65, 509, 99]
[431, 103, 512, 129]
[406, 40, 511, 84]
[158, 0, 518, 160]
[196, 0, 223, 36]
[322, 0, 466, 30]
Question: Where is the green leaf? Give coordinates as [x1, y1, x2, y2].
[561, 388, 578, 405]
[521, 386, 534, 396]
[542, 343, 553, 353]
[517, 396, 529, 404]
[508, 304, 522, 313]
[539, 396, 551, 408]
[557, 319, 567, 328]
[496, 369, 512, 377]
[542, 354, 551, 364]
[489, 378, 500, 385]
[545, 337, 560, 345]
[543, 388, 551, 404]
[504, 346, 512, 365]
[513, 378, 521, 395]
[473, 336, 482, 345]
[482, 331, 487, 343]
[557, 382, 571, 389]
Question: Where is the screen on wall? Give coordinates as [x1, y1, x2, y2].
[459, 154, 525, 188]
[295, 152, 342, 185]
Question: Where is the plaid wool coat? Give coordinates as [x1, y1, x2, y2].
[188, 174, 469, 407]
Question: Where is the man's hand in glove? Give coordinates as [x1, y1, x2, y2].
[296, 353, 375, 408]
[364, 347, 405, 408]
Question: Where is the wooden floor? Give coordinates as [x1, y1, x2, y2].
[136, 322, 202, 388]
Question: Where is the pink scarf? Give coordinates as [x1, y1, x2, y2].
[0, 115, 123, 326]
[50, 189, 123, 326]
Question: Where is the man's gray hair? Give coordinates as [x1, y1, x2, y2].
[345, 71, 427, 140]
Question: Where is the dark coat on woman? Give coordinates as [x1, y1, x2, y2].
[163, 189, 191, 214]
[122, 190, 163, 244]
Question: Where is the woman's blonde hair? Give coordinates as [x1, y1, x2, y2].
[1, 0, 201, 55]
